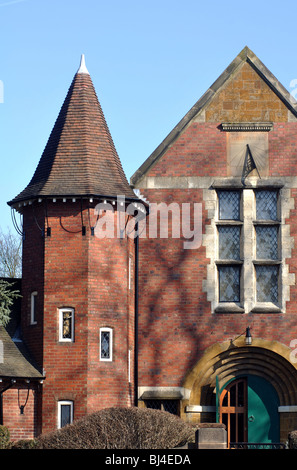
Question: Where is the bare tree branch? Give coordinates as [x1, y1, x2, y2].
[0, 227, 22, 278]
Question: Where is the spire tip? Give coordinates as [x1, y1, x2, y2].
[77, 54, 89, 75]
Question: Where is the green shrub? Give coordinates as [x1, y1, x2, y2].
[10, 439, 39, 449]
[0, 425, 10, 449]
[35, 407, 194, 449]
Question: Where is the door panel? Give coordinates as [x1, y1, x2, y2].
[219, 378, 247, 446]
[247, 375, 280, 443]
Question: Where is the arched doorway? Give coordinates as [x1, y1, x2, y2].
[219, 375, 280, 446]
[182, 338, 297, 445]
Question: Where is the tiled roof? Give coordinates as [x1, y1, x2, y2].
[0, 327, 43, 379]
[8, 57, 136, 206]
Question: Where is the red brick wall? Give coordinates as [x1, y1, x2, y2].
[2, 383, 40, 440]
[21, 204, 45, 367]
[20, 200, 135, 435]
[137, 117, 297, 388]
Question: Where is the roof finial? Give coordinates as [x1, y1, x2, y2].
[77, 54, 89, 75]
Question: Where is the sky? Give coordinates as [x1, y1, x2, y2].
[1, 0, 297, 233]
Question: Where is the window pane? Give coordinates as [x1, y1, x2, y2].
[60, 404, 71, 428]
[256, 190, 277, 220]
[218, 191, 240, 220]
[256, 265, 278, 303]
[219, 266, 240, 302]
[218, 226, 241, 260]
[230, 383, 236, 407]
[62, 311, 72, 339]
[145, 400, 161, 410]
[101, 331, 110, 359]
[256, 226, 278, 259]
[163, 400, 178, 415]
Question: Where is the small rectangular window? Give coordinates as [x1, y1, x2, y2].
[145, 399, 179, 415]
[218, 265, 241, 302]
[256, 226, 278, 260]
[58, 400, 73, 428]
[256, 265, 279, 303]
[59, 308, 74, 342]
[100, 327, 113, 361]
[30, 292, 37, 325]
[256, 190, 278, 220]
[218, 190, 241, 220]
[218, 226, 241, 260]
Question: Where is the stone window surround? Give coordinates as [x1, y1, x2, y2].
[205, 178, 295, 314]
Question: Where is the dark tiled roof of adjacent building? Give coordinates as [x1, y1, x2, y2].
[0, 327, 43, 379]
[8, 56, 136, 207]
[0, 278, 42, 380]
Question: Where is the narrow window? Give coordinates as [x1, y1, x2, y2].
[30, 292, 37, 325]
[59, 308, 74, 342]
[100, 327, 113, 361]
[254, 190, 279, 305]
[129, 256, 133, 290]
[58, 400, 73, 428]
[216, 190, 242, 306]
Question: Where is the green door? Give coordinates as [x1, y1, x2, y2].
[247, 375, 280, 443]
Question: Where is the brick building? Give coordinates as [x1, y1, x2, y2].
[2, 47, 297, 446]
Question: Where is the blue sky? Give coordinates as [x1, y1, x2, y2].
[1, 0, 297, 232]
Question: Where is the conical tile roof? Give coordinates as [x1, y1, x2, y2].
[8, 55, 136, 206]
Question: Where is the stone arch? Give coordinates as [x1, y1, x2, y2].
[183, 337, 297, 408]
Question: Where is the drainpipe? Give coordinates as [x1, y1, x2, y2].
[134, 222, 139, 407]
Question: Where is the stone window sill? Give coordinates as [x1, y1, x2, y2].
[214, 303, 245, 314]
[251, 303, 282, 313]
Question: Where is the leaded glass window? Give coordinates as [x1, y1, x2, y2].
[219, 266, 240, 302]
[256, 190, 278, 220]
[256, 226, 278, 259]
[254, 189, 279, 305]
[256, 265, 278, 303]
[218, 226, 241, 260]
[218, 190, 240, 220]
[145, 399, 179, 415]
[100, 328, 113, 361]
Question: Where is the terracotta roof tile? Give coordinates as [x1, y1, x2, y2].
[8, 60, 136, 206]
